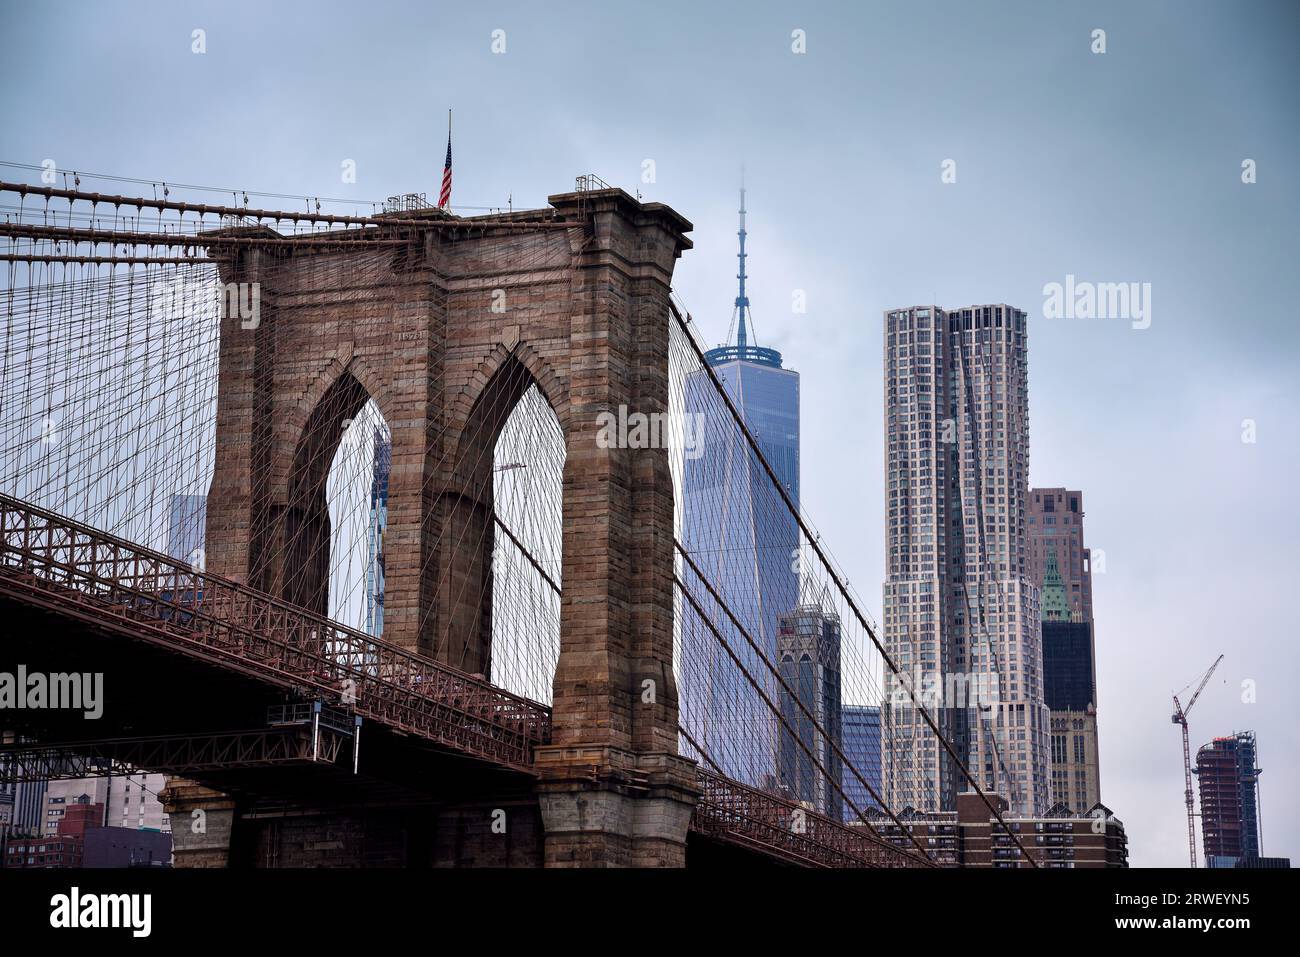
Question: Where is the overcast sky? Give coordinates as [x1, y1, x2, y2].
[3, 0, 1297, 867]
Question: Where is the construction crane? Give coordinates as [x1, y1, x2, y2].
[1172, 654, 1223, 868]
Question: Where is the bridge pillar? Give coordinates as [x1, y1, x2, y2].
[158, 780, 238, 868]
[199, 187, 698, 865]
[535, 749, 697, 867]
[533, 191, 697, 867]
[202, 238, 280, 594]
[201, 225, 450, 656]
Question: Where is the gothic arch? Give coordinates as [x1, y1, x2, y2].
[202, 187, 698, 865]
[431, 344, 569, 678]
[445, 340, 571, 469]
[279, 368, 375, 615]
[283, 348, 394, 467]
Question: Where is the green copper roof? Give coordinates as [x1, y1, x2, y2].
[1040, 548, 1071, 621]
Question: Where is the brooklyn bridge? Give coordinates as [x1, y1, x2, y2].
[0, 173, 1031, 867]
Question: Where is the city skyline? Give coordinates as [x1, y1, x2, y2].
[0, 0, 1295, 868]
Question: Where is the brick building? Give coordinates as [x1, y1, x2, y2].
[1196, 731, 1262, 867]
[856, 791, 1128, 868]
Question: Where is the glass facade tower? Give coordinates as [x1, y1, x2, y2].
[167, 493, 207, 565]
[366, 428, 391, 638]
[679, 186, 801, 789]
[842, 705, 883, 814]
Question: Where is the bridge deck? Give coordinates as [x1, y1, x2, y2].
[0, 493, 930, 868]
[0, 494, 548, 772]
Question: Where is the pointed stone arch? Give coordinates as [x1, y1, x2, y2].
[281, 368, 370, 614]
[285, 346, 395, 455]
[203, 189, 700, 865]
[445, 339, 572, 467]
[431, 343, 569, 677]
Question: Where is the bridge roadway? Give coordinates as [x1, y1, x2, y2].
[0, 493, 927, 868]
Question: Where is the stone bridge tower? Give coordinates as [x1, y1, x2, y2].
[197, 187, 697, 866]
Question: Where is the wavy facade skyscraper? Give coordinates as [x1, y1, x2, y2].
[882, 304, 1049, 816]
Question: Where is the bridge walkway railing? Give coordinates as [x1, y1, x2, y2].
[0, 493, 549, 772]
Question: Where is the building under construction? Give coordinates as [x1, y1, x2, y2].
[1196, 731, 1262, 867]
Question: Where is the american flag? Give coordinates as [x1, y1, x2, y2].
[437, 131, 452, 209]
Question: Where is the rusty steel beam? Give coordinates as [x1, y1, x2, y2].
[0, 181, 578, 231]
[2, 222, 411, 250]
[691, 769, 935, 869]
[0, 728, 350, 782]
[0, 493, 551, 773]
[0, 253, 213, 266]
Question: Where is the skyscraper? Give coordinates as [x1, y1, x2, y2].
[841, 705, 882, 814]
[1197, 731, 1263, 867]
[1028, 488, 1101, 811]
[167, 493, 206, 565]
[680, 185, 800, 787]
[366, 428, 391, 637]
[0, 730, 46, 836]
[882, 304, 1049, 815]
[1042, 622, 1100, 812]
[1028, 488, 1093, 621]
[776, 600, 843, 819]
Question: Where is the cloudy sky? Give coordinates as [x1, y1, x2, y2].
[3, 0, 1297, 867]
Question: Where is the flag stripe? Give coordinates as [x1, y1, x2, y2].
[438, 134, 452, 208]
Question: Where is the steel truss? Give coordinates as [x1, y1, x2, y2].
[0, 494, 550, 772]
[0, 727, 351, 782]
[0, 493, 939, 868]
[693, 770, 934, 868]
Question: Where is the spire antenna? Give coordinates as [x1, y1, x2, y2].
[735, 171, 749, 349]
[704, 169, 784, 370]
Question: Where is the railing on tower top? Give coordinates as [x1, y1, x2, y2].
[574, 173, 612, 192]
[382, 192, 433, 213]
